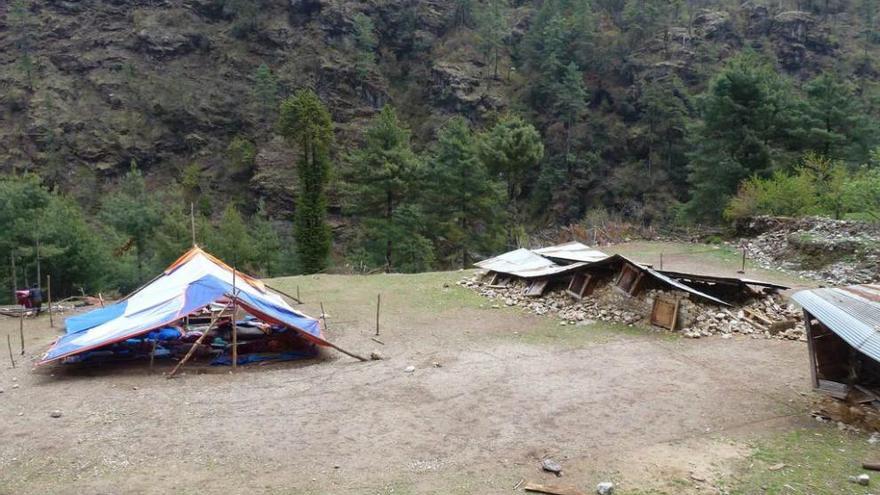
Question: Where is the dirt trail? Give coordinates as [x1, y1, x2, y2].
[0, 270, 813, 495]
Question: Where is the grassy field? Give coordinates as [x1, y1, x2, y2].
[0, 241, 871, 495]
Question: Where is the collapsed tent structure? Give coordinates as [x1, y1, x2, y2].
[39, 247, 357, 369]
[793, 285, 880, 403]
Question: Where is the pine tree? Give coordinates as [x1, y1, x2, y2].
[253, 63, 278, 120]
[685, 53, 802, 221]
[100, 161, 163, 280]
[347, 105, 429, 271]
[251, 201, 282, 277]
[211, 205, 258, 269]
[478, 116, 544, 246]
[277, 89, 333, 273]
[425, 117, 505, 267]
[351, 13, 378, 79]
[9, 0, 35, 89]
[801, 72, 875, 163]
[554, 62, 588, 155]
[475, 0, 509, 80]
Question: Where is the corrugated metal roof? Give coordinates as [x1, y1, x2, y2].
[474, 248, 589, 279]
[533, 242, 609, 264]
[657, 270, 790, 290]
[793, 285, 880, 362]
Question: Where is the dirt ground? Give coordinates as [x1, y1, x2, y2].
[0, 243, 840, 495]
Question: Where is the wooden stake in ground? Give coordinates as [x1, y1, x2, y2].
[168, 301, 232, 378]
[7, 334, 15, 369]
[10, 252, 17, 296]
[320, 302, 328, 331]
[149, 339, 158, 373]
[19, 307, 24, 356]
[738, 248, 746, 274]
[296, 285, 300, 303]
[47, 275, 53, 328]
[375, 294, 381, 337]
[659, 253, 663, 270]
[231, 267, 238, 372]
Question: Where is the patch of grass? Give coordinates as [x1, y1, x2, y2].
[499, 320, 667, 348]
[726, 426, 876, 495]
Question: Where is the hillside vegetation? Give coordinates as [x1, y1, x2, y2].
[1, 0, 879, 297]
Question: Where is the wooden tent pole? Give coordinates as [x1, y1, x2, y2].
[10, 252, 17, 297]
[375, 294, 381, 337]
[18, 307, 24, 356]
[264, 283, 303, 305]
[167, 301, 232, 378]
[47, 275, 53, 328]
[326, 341, 368, 362]
[232, 267, 238, 372]
[190, 202, 196, 247]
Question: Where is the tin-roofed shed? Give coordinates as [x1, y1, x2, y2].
[792, 285, 880, 401]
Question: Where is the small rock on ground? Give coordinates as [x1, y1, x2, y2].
[49, 410, 62, 418]
[597, 481, 614, 495]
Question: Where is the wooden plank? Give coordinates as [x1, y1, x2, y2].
[650, 298, 678, 330]
[523, 482, 589, 495]
[525, 279, 549, 297]
[670, 299, 680, 332]
[817, 379, 849, 399]
[744, 308, 773, 326]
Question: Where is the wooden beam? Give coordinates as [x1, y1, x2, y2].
[168, 301, 231, 378]
[804, 309, 819, 389]
[523, 482, 589, 495]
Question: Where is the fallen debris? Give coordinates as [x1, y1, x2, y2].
[524, 482, 587, 495]
[737, 216, 880, 285]
[863, 462, 880, 471]
[462, 275, 804, 341]
[370, 351, 384, 361]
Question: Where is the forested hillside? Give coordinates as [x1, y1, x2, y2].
[1, 0, 879, 297]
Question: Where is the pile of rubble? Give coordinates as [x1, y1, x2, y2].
[736, 216, 880, 285]
[460, 274, 806, 341]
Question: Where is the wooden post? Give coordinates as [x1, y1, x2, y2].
[804, 309, 819, 389]
[168, 301, 231, 378]
[7, 334, 15, 368]
[47, 275, 53, 328]
[34, 234, 40, 290]
[738, 249, 746, 274]
[10, 252, 17, 297]
[264, 283, 303, 305]
[190, 202, 196, 247]
[19, 308, 24, 356]
[231, 267, 238, 371]
[149, 339, 158, 373]
[296, 285, 301, 302]
[320, 302, 328, 331]
[659, 253, 663, 270]
[375, 294, 381, 337]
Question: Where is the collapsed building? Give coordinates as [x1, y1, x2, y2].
[468, 242, 803, 339]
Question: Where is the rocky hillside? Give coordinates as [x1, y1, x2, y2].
[0, 0, 877, 219]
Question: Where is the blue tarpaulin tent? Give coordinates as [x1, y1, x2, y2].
[39, 247, 328, 365]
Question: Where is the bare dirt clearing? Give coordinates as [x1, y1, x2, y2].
[0, 243, 866, 494]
